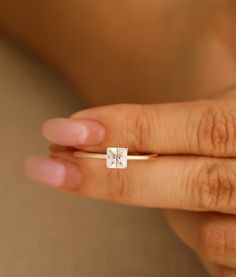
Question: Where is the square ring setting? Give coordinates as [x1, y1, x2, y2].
[106, 147, 128, 169]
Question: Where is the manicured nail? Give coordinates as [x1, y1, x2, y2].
[25, 156, 80, 189]
[42, 118, 105, 146]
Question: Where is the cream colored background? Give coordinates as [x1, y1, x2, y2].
[0, 37, 208, 277]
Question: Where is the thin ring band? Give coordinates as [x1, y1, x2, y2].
[74, 151, 158, 160]
[74, 147, 158, 169]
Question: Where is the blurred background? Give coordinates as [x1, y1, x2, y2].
[0, 0, 227, 276]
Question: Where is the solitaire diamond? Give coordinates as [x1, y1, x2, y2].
[106, 147, 128, 169]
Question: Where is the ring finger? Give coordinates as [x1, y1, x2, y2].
[165, 210, 236, 270]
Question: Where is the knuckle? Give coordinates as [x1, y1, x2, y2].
[105, 169, 132, 203]
[129, 104, 155, 152]
[192, 159, 235, 211]
[198, 223, 228, 262]
[197, 107, 236, 156]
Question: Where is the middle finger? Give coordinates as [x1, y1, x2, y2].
[31, 151, 236, 214]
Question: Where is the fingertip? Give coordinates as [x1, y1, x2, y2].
[25, 156, 65, 187]
[42, 118, 87, 146]
[25, 155, 80, 190]
[42, 118, 105, 147]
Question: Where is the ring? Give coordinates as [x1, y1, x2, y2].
[74, 147, 158, 169]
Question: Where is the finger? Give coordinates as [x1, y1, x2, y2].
[25, 156, 81, 190]
[165, 210, 236, 269]
[43, 99, 236, 157]
[25, 152, 236, 214]
[43, 118, 106, 147]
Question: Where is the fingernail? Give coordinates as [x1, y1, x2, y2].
[42, 118, 105, 146]
[25, 156, 80, 189]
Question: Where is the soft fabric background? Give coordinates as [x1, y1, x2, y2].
[0, 37, 208, 277]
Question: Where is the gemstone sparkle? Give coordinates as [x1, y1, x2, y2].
[106, 147, 128, 169]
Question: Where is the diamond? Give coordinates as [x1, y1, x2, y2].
[106, 147, 128, 169]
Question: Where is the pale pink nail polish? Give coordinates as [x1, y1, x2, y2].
[25, 156, 65, 187]
[25, 156, 81, 189]
[42, 118, 105, 146]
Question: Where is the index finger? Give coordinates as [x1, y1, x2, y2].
[44, 99, 236, 157]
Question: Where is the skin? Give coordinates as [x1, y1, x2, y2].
[26, 96, 236, 277]
[1, 0, 236, 276]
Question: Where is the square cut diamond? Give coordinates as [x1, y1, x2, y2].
[106, 147, 128, 169]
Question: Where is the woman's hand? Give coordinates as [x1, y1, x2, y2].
[25, 93, 236, 276]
